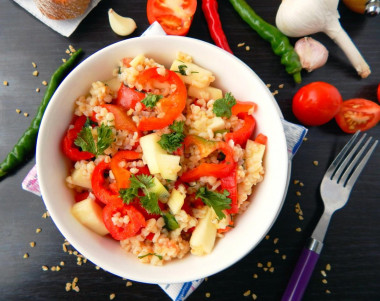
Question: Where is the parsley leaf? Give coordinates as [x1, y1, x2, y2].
[74, 118, 113, 156]
[177, 64, 188, 75]
[141, 93, 163, 108]
[196, 187, 231, 219]
[212, 92, 237, 118]
[158, 121, 185, 153]
[119, 174, 161, 215]
[163, 212, 180, 230]
[138, 253, 163, 260]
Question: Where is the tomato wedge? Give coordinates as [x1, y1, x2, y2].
[110, 150, 142, 190]
[116, 84, 146, 110]
[103, 199, 146, 241]
[102, 104, 140, 134]
[147, 0, 197, 36]
[335, 98, 380, 133]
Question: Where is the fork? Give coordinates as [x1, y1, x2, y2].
[282, 131, 378, 301]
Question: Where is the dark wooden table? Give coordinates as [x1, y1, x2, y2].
[1, 0, 379, 300]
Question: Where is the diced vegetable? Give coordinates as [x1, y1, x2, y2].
[157, 154, 181, 181]
[140, 133, 167, 174]
[190, 207, 217, 255]
[71, 198, 109, 236]
[208, 117, 225, 132]
[170, 59, 215, 88]
[188, 85, 223, 101]
[168, 188, 186, 214]
[104, 77, 121, 92]
[148, 176, 170, 201]
[70, 168, 92, 189]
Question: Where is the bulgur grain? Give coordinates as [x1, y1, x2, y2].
[257, 262, 263, 268]
[325, 289, 331, 294]
[110, 293, 116, 300]
[29, 241, 36, 247]
[32, 62, 37, 68]
[313, 160, 319, 166]
[273, 238, 279, 244]
[244, 290, 251, 296]
[16, 109, 21, 114]
[42, 265, 49, 271]
[265, 235, 270, 240]
[326, 263, 331, 271]
[278, 84, 284, 88]
[282, 254, 287, 260]
[42, 80, 48, 86]
[36, 88, 40, 93]
[24, 112, 29, 117]
[3, 81, 9, 86]
[126, 281, 133, 287]
[36, 228, 42, 233]
[269, 267, 275, 273]
[296, 191, 301, 196]
[33, 70, 39, 76]
[321, 270, 327, 277]
[322, 279, 328, 284]
[238, 42, 245, 47]
[245, 45, 250, 51]
[274, 249, 279, 254]
[23, 253, 29, 259]
[253, 273, 258, 279]
[296, 227, 302, 232]
[205, 292, 211, 298]
[252, 293, 258, 300]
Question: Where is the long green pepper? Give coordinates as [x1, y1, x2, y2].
[229, 0, 302, 83]
[0, 49, 83, 179]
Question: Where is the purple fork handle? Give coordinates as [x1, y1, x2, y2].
[281, 247, 320, 301]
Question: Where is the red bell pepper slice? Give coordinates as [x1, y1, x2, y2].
[225, 113, 256, 147]
[116, 84, 146, 110]
[91, 161, 120, 205]
[102, 104, 140, 134]
[135, 67, 187, 131]
[180, 135, 235, 182]
[231, 101, 257, 115]
[62, 115, 95, 161]
[110, 150, 142, 190]
[255, 133, 268, 145]
[103, 199, 146, 241]
[221, 165, 238, 214]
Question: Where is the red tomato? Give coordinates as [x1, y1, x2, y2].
[110, 150, 142, 190]
[116, 84, 146, 110]
[292, 82, 343, 126]
[225, 113, 256, 147]
[231, 101, 257, 115]
[147, 0, 197, 36]
[103, 200, 146, 241]
[102, 104, 140, 134]
[254, 133, 268, 145]
[91, 161, 120, 205]
[335, 98, 380, 133]
[221, 165, 238, 214]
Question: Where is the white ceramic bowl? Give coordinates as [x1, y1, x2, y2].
[37, 35, 289, 284]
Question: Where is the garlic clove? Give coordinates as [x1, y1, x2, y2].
[108, 8, 137, 36]
[294, 37, 329, 72]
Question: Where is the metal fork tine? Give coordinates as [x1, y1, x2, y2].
[332, 133, 366, 181]
[345, 139, 378, 189]
[339, 136, 373, 184]
[324, 131, 360, 179]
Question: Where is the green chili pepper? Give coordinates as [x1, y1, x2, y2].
[0, 49, 83, 180]
[229, 0, 302, 83]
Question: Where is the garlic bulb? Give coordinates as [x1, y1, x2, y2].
[294, 37, 329, 72]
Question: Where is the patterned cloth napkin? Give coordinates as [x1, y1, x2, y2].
[22, 22, 307, 301]
[12, 0, 102, 37]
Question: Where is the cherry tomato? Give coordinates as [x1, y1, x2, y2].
[147, 0, 197, 36]
[103, 199, 146, 241]
[292, 82, 343, 126]
[335, 98, 380, 133]
[116, 84, 146, 110]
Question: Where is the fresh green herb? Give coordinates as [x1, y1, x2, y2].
[177, 64, 188, 75]
[119, 174, 161, 215]
[141, 93, 163, 108]
[212, 92, 237, 118]
[214, 129, 229, 135]
[163, 212, 180, 230]
[74, 119, 113, 156]
[196, 187, 231, 219]
[138, 253, 163, 260]
[158, 121, 185, 153]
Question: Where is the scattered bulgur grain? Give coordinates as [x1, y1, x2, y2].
[3, 81, 9, 86]
[62, 244, 68, 253]
[16, 109, 21, 114]
[36, 228, 42, 233]
[266, 83, 271, 88]
[245, 45, 250, 51]
[73, 251, 78, 255]
[272, 90, 278, 96]
[263, 267, 268, 272]
[56, 266, 61, 271]
[303, 137, 308, 141]
[36, 88, 40, 93]
[62, 58, 67, 63]
[252, 293, 257, 300]
[296, 227, 302, 232]
[65, 283, 72, 291]
[51, 266, 56, 271]
[282, 254, 287, 260]
[322, 279, 328, 284]
[95, 265, 100, 270]
[110, 293, 116, 300]
[205, 292, 211, 298]
[253, 273, 258, 279]
[321, 270, 327, 277]
[257, 262, 263, 268]
[299, 182, 304, 187]
[244, 290, 251, 296]
[325, 289, 331, 294]
[72, 286, 80, 293]
[293, 180, 300, 185]
[274, 249, 280, 254]
[273, 238, 279, 244]
[265, 235, 270, 240]
[60, 261, 65, 266]
[313, 160, 319, 166]
[278, 84, 284, 89]
[23, 253, 29, 259]
[126, 281, 133, 287]
[24, 112, 29, 117]
[269, 267, 275, 273]
[29, 241, 36, 248]
[42, 80, 48, 86]
[33, 70, 39, 76]
[267, 261, 272, 267]
[298, 215, 304, 220]
[296, 191, 301, 196]
[326, 263, 331, 271]
[42, 265, 49, 271]
[66, 49, 71, 54]
[32, 62, 37, 68]
[46, 211, 50, 217]
[69, 45, 76, 53]
[238, 42, 245, 47]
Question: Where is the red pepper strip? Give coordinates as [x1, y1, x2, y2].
[91, 161, 120, 205]
[225, 113, 256, 147]
[221, 164, 238, 214]
[110, 150, 142, 190]
[135, 67, 187, 131]
[180, 135, 235, 182]
[202, 0, 233, 54]
[62, 115, 95, 161]
[231, 101, 257, 115]
[102, 104, 140, 134]
[116, 83, 146, 110]
[255, 133, 268, 145]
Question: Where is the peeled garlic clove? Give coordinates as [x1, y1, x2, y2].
[295, 37, 329, 72]
[108, 8, 137, 36]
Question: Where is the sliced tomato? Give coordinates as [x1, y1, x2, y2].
[91, 161, 120, 205]
[335, 98, 380, 133]
[255, 133, 268, 145]
[110, 150, 142, 190]
[221, 165, 238, 214]
[102, 104, 140, 134]
[103, 199, 146, 241]
[147, 0, 197, 36]
[116, 84, 146, 110]
[225, 113, 256, 147]
[231, 101, 257, 116]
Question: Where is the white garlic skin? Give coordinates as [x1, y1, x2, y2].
[294, 37, 329, 72]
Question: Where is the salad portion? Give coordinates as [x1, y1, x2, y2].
[63, 52, 266, 265]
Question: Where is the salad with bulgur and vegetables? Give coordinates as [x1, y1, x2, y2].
[63, 52, 266, 265]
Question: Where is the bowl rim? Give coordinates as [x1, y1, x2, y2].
[36, 35, 290, 284]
